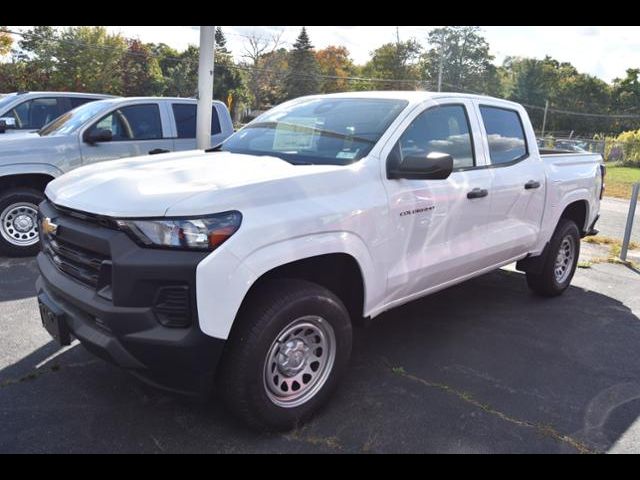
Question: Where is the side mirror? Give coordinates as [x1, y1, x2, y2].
[0, 117, 16, 134]
[83, 128, 113, 145]
[388, 151, 454, 180]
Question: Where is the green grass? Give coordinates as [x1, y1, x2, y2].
[605, 165, 640, 199]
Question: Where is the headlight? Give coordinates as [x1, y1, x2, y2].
[117, 211, 242, 251]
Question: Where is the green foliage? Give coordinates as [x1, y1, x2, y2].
[120, 39, 165, 96]
[0, 27, 12, 56]
[423, 26, 495, 93]
[316, 46, 356, 93]
[54, 26, 128, 93]
[614, 130, 640, 166]
[285, 27, 320, 99]
[2, 25, 640, 139]
[362, 40, 422, 90]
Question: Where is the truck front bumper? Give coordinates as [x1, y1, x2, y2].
[35, 201, 226, 396]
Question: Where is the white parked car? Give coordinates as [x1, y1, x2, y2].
[0, 91, 115, 135]
[0, 97, 234, 256]
[37, 92, 604, 430]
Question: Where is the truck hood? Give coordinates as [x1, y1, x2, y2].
[46, 150, 344, 218]
[0, 131, 39, 141]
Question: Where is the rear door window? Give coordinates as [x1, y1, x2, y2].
[172, 104, 222, 138]
[479, 106, 528, 165]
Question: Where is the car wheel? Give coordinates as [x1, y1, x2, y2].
[0, 188, 44, 257]
[526, 219, 580, 297]
[218, 279, 352, 431]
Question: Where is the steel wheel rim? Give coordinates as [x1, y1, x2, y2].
[554, 235, 575, 283]
[264, 316, 336, 408]
[0, 203, 40, 247]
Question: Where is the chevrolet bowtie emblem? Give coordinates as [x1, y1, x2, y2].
[42, 218, 58, 236]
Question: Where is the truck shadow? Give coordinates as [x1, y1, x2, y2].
[0, 257, 38, 302]
[1, 268, 639, 453]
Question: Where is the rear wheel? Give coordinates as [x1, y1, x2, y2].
[0, 188, 44, 257]
[526, 219, 580, 297]
[218, 279, 352, 431]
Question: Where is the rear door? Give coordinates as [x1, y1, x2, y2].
[381, 99, 494, 305]
[79, 103, 174, 165]
[475, 103, 546, 263]
[170, 103, 227, 151]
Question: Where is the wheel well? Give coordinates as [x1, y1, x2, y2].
[242, 253, 366, 323]
[560, 201, 588, 233]
[0, 174, 54, 195]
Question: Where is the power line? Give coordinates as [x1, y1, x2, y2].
[3, 27, 640, 121]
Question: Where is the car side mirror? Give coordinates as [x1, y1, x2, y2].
[387, 151, 454, 180]
[83, 128, 113, 145]
[0, 117, 16, 134]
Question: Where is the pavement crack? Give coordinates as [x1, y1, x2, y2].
[0, 360, 99, 389]
[283, 425, 342, 451]
[389, 366, 599, 454]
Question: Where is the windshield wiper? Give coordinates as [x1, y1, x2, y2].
[205, 143, 223, 152]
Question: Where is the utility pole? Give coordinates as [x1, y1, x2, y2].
[396, 26, 400, 45]
[196, 26, 216, 150]
[437, 48, 444, 92]
[541, 99, 549, 139]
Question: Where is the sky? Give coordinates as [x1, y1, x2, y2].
[7, 26, 640, 84]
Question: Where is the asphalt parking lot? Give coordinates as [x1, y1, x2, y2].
[1, 255, 639, 453]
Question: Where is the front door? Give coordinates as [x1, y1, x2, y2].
[80, 103, 174, 165]
[382, 100, 493, 306]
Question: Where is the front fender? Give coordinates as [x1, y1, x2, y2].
[0, 163, 63, 179]
[195, 232, 380, 340]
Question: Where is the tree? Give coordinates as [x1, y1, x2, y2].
[423, 26, 494, 93]
[241, 30, 285, 110]
[150, 43, 180, 77]
[213, 28, 247, 117]
[285, 27, 320, 99]
[15, 26, 59, 89]
[612, 69, 640, 132]
[53, 26, 127, 93]
[0, 27, 12, 56]
[362, 40, 422, 90]
[164, 45, 199, 97]
[120, 39, 165, 96]
[215, 27, 229, 54]
[316, 46, 355, 93]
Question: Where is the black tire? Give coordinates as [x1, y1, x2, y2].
[526, 219, 581, 297]
[0, 188, 44, 257]
[218, 279, 352, 431]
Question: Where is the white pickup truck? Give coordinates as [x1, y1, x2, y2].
[0, 97, 234, 256]
[36, 92, 604, 430]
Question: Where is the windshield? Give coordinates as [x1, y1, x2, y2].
[221, 98, 408, 165]
[0, 93, 17, 114]
[39, 100, 112, 137]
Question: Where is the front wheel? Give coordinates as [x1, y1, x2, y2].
[218, 279, 352, 431]
[526, 219, 580, 297]
[0, 188, 44, 257]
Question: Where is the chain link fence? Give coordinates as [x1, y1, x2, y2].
[537, 136, 640, 166]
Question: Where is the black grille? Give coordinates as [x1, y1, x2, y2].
[43, 235, 109, 288]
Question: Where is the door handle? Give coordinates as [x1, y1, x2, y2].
[467, 188, 489, 199]
[149, 148, 171, 155]
[525, 180, 541, 190]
